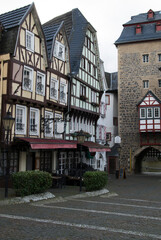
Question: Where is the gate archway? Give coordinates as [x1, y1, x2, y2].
[134, 146, 161, 173]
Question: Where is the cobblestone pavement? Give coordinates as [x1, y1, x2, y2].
[0, 173, 161, 240]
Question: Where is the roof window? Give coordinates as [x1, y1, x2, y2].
[147, 9, 154, 19]
[156, 22, 161, 32]
[136, 25, 142, 34]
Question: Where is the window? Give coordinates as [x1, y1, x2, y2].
[136, 25, 142, 34]
[154, 107, 160, 118]
[158, 54, 161, 62]
[54, 40, 65, 61]
[91, 91, 96, 103]
[50, 78, 58, 100]
[40, 151, 52, 172]
[93, 66, 96, 77]
[105, 95, 110, 105]
[26, 30, 34, 52]
[88, 61, 91, 73]
[60, 83, 67, 103]
[36, 72, 45, 96]
[45, 111, 53, 137]
[143, 54, 149, 63]
[23, 66, 33, 92]
[81, 57, 86, 69]
[158, 80, 161, 87]
[140, 108, 146, 118]
[147, 108, 153, 118]
[156, 22, 161, 32]
[30, 108, 39, 135]
[80, 85, 86, 97]
[106, 133, 111, 141]
[143, 80, 149, 88]
[15, 105, 26, 135]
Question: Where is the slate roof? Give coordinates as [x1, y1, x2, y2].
[115, 10, 161, 45]
[105, 72, 118, 92]
[43, 8, 93, 74]
[43, 22, 64, 59]
[0, 4, 32, 55]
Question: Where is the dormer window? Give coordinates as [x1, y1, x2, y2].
[54, 40, 65, 61]
[26, 30, 34, 52]
[136, 25, 142, 34]
[147, 9, 154, 19]
[156, 22, 161, 32]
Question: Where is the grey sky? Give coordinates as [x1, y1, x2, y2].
[1, 0, 160, 72]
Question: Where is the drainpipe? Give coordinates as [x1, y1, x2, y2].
[64, 72, 76, 138]
[0, 60, 3, 125]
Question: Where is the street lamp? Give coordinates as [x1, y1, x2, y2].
[2, 111, 15, 198]
[74, 129, 86, 192]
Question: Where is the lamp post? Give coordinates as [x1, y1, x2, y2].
[75, 129, 86, 192]
[2, 111, 15, 198]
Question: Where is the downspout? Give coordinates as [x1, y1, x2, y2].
[0, 60, 3, 125]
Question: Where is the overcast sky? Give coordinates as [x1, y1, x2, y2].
[1, 0, 160, 72]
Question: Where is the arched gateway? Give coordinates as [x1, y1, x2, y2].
[134, 146, 161, 173]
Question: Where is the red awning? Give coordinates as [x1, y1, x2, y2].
[15, 138, 77, 150]
[80, 141, 111, 153]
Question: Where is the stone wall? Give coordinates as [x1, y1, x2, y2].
[117, 41, 161, 168]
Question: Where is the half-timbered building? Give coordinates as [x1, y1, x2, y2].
[43, 8, 110, 173]
[0, 3, 76, 182]
[0, 4, 110, 184]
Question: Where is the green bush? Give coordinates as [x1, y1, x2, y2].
[83, 171, 108, 191]
[12, 170, 52, 197]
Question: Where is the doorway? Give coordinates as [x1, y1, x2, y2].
[26, 152, 35, 170]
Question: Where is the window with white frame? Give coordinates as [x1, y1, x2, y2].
[143, 80, 149, 89]
[36, 72, 45, 96]
[92, 91, 96, 103]
[105, 95, 110, 105]
[50, 78, 58, 100]
[142, 54, 149, 63]
[30, 108, 39, 135]
[45, 111, 53, 137]
[158, 54, 161, 62]
[23, 66, 33, 92]
[15, 105, 26, 135]
[147, 108, 153, 118]
[54, 40, 65, 61]
[26, 30, 34, 52]
[140, 108, 146, 118]
[158, 79, 161, 87]
[60, 83, 67, 103]
[154, 107, 160, 118]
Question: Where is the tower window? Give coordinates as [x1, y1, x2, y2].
[143, 80, 149, 88]
[143, 54, 149, 63]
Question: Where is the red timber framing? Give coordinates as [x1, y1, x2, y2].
[138, 91, 161, 146]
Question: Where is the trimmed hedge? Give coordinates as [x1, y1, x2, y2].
[12, 170, 52, 197]
[83, 171, 108, 191]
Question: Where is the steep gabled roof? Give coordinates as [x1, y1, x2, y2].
[43, 8, 95, 74]
[0, 4, 32, 55]
[137, 90, 161, 106]
[0, 3, 48, 66]
[43, 21, 69, 61]
[115, 9, 161, 46]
